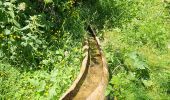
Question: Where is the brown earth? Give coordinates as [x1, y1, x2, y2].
[60, 36, 109, 100]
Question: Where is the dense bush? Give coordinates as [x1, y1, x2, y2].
[0, 0, 85, 69]
[0, 0, 140, 68]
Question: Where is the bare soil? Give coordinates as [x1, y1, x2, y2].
[61, 36, 108, 100]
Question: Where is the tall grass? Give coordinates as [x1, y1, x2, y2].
[102, 0, 170, 99]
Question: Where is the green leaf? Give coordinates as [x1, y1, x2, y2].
[129, 52, 137, 60]
[20, 25, 29, 31]
[49, 86, 56, 98]
[8, 11, 14, 19]
[134, 60, 146, 69]
[142, 79, 153, 87]
[44, 0, 53, 4]
[4, 29, 10, 35]
[29, 79, 39, 86]
[37, 80, 46, 92]
[105, 85, 113, 96]
[13, 20, 20, 27]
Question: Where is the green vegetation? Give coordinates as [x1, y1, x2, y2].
[0, 0, 170, 99]
[103, 1, 170, 99]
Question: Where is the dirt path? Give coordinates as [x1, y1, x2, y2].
[60, 28, 109, 100]
[72, 37, 104, 99]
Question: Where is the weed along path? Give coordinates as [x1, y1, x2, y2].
[60, 26, 109, 100]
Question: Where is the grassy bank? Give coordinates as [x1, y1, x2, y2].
[102, 1, 170, 99]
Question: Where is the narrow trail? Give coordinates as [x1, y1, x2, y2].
[60, 26, 109, 100]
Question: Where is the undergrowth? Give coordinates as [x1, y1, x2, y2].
[102, 1, 170, 99]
